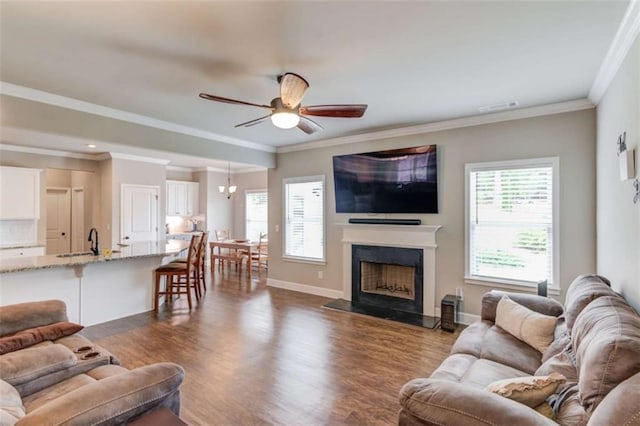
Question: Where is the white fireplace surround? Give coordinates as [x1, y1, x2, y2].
[340, 223, 442, 317]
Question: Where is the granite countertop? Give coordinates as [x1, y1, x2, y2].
[0, 240, 190, 274]
[0, 243, 46, 250]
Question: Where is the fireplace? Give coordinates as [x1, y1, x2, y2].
[352, 244, 423, 314]
[339, 223, 441, 318]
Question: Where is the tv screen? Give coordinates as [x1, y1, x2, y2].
[333, 145, 438, 214]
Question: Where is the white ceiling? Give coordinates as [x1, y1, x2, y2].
[0, 1, 630, 165]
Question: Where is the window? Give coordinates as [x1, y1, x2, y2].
[245, 190, 268, 241]
[465, 157, 559, 290]
[283, 176, 325, 262]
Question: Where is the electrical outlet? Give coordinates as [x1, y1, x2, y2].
[317, 271, 323, 279]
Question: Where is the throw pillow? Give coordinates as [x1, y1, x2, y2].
[0, 321, 84, 355]
[0, 379, 25, 425]
[496, 295, 558, 353]
[485, 372, 566, 407]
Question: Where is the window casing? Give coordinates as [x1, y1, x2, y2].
[465, 157, 559, 291]
[245, 190, 268, 242]
[283, 176, 325, 262]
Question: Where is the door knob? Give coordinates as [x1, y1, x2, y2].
[124, 236, 130, 240]
[61, 232, 66, 236]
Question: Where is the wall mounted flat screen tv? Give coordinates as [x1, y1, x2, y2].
[333, 144, 438, 214]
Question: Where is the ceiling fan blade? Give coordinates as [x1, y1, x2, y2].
[280, 73, 309, 109]
[297, 116, 323, 135]
[299, 104, 367, 118]
[199, 93, 273, 110]
[234, 114, 272, 128]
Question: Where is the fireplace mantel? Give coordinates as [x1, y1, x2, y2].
[339, 223, 442, 317]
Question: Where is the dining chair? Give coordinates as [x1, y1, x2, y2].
[154, 234, 201, 311]
[247, 232, 268, 274]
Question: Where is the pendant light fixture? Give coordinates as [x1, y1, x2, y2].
[219, 163, 237, 199]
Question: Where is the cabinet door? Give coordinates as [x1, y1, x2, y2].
[186, 182, 199, 216]
[175, 183, 187, 215]
[166, 182, 180, 216]
[0, 166, 41, 219]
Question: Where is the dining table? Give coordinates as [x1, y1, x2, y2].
[209, 239, 259, 278]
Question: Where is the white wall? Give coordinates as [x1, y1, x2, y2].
[596, 35, 640, 312]
[195, 170, 233, 238]
[269, 109, 597, 316]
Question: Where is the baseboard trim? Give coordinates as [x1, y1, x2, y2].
[267, 278, 344, 299]
[435, 307, 480, 326]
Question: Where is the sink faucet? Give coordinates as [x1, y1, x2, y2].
[88, 228, 99, 256]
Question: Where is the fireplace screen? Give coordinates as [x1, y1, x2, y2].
[360, 261, 415, 300]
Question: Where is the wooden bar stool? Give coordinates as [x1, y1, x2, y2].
[154, 234, 201, 311]
[169, 231, 209, 297]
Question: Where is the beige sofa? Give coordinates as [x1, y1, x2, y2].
[399, 275, 640, 425]
[0, 300, 184, 425]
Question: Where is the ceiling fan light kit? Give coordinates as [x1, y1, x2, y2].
[199, 72, 368, 135]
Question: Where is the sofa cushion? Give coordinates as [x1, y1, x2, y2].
[16, 363, 184, 426]
[587, 372, 640, 426]
[481, 291, 563, 323]
[485, 372, 566, 408]
[458, 359, 530, 389]
[535, 347, 578, 384]
[572, 296, 640, 413]
[0, 379, 25, 426]
[22, 374, 96, 412]
[0, 301, 68, 338]
[0, 322, 84, 355]
[0, 344, 76, 387]
[496, 296, 558, 353]
[563, 274, 615, 334]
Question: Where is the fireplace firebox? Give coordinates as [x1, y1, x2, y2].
[351, 244, 423, 314]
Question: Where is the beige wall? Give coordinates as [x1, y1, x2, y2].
[269, 109, 597, 316]
[0, 150, 101, 245]
[596, 36, 640, 313]
[109, 158, 166, 246]
[231, 170, 268, 239]
[195, 170, 233, 237]
[166, 169, 194, 181]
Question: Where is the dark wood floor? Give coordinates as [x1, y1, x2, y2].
[83, 268, 461, 426]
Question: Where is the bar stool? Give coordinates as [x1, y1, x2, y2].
[154, 234, 201, 311]
[170, 231, 208, 296]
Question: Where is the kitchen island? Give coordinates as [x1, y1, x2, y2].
[0, 240, 190, 326]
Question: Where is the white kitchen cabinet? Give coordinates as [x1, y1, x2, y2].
[186, 182, 199, 216]
[0, 166, 41, 219]
[166, 180, 199, 217]
[0, 246, 45, 259]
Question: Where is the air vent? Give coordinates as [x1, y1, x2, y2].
[478, 101, 519, 113]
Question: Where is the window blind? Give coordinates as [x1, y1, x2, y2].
[469, 165, 554, 284]
[245, 191, 268, 241]
[284, 178, 324, 260]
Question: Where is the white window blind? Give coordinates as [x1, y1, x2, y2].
[466, 158, 558, 287]
[284, 176, 324, 261]
[245, 190, 268, 242]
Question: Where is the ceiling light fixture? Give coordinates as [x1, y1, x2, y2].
[271, 111, 300, 129]
[87, 144, 97, 148]
[218, 163, 237, 199]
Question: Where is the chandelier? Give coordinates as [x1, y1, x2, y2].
[219, 163, 237, 199]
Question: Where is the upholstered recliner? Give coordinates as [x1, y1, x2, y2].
[0, 300, 184, 425]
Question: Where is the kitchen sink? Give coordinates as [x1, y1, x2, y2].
[56, 252, 93, 258]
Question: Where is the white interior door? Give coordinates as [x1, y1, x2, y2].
[46, 188, 71, 254]
[71, 187, 85, 252]
[121, 184, 159, 243]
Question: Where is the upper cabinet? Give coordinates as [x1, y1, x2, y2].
[166, 180, 199, 217]
[0, 166, 41, 219]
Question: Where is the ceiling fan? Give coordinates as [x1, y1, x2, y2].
[199, 73, 367, 135]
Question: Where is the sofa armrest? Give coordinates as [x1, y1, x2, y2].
[481, 291, 564, 322]
[0, 300, 68, 337]
[399, 378, 557, 426]
[16, 362, 184, 426]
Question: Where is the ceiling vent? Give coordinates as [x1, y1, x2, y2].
[478, 101, 519, 113]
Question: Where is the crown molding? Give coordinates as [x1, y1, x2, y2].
[166, 165, 195, 173]
[106, 152, 170, 165]
[0, 81, 276, 153]
[0, 142, 101, 161]
[589, 0, 640, 104]
[277, 98, 594, 153]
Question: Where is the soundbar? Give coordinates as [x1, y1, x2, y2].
[348, 218, 422, 225]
